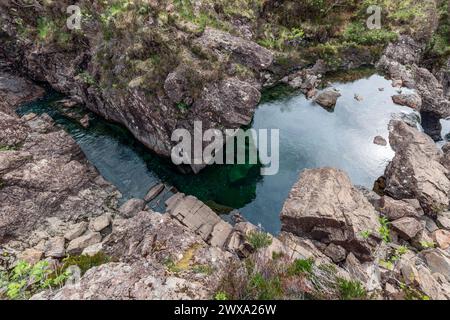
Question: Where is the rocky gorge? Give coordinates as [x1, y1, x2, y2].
[1, 0, 450, 301]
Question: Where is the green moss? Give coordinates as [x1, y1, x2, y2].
[176, 102, 191, 112]
[204, 200, 234, 215]
[0, 145, 17, 152]
[324, 66, 377, 83]
[192, 264, 214, 275]
[260, 84, 297, 104]
[61, 253, 110, 275]
[78, 71, 97, 87]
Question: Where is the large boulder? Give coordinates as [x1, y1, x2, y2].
[280, 168, 381, 262]
[377, 196, 424, 221]
[384, 120, 450, 214]
[392, 93, 422, 111]
[314, 90, 341, 111]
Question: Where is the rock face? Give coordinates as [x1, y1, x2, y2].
[392, 93, 422, 110]
[377, 35, 450, 139]
[384, 120, 450, 215]
[314, 90, 341, 111]
[0, 71, 44, 115]
[377, 197, 424, 221]
[391, 217, 423, 240]
[0, 70, 120, 245]
[0, 3, 274, 173]
[280, 168, 381, 262]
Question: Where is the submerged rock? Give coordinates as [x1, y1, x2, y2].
[392, 93, 422, 111]
[373, 136, 387, 146]
[314, 90, 341, 111]
[144, 183, 165, 202]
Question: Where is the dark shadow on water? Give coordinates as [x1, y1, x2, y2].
[16, 92, 261, 212]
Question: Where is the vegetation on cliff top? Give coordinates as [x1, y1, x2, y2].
[3, 0, 437, 99]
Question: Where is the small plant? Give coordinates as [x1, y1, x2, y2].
[400, 282, 430, 300]
[246, 230, 273, 250]
[192, 264, 214, 275]
[336, 278, 367, 300]
[360, 230, 371, 239]
[379, 259, 394, 270]
[287, 258, 314, 276]
[0, 260, 70, 300]
[419, 241, 435, 249]
[379, 216, 392, 243]
[247, 272, 283, 300]
[214, 291, 228, 300]
[176, 102, 191, 112]
[78, 71, 97, 86]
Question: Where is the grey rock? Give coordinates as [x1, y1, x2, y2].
[144, 183, 165, 202]
[82, 243, 103, 257]
[392, 93, 422, 110]
[423, 249, 450, 282]
[432, 230, 450, 250]
[64, 222, 88, 241]
[44, 237, 66, 258]
[324, 243, 347, 263]
[384, 120, 450, 215]
[314, 90, 341, 110]
[391, 217, 423, 240]
[119, 199, 146, 218]
[17, 248, 43, 265]
[373, 136, 387, 146]
[0, 71, 45, 115]
[280, 168, 381, 262]
[66, 232, 102, 255]
[437, 212, 450, 230]
[377, 196, 424, 221]
[89, 215, 111, 232]
[166, 194, 225, 245]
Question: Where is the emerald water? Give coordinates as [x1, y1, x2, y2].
[18, 74, 418, 234]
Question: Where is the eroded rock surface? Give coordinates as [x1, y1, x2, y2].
[280, 168, 381, 262]
[384, 120, 450, 215]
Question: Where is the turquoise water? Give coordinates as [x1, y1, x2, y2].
[17, 74, 417, 234]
